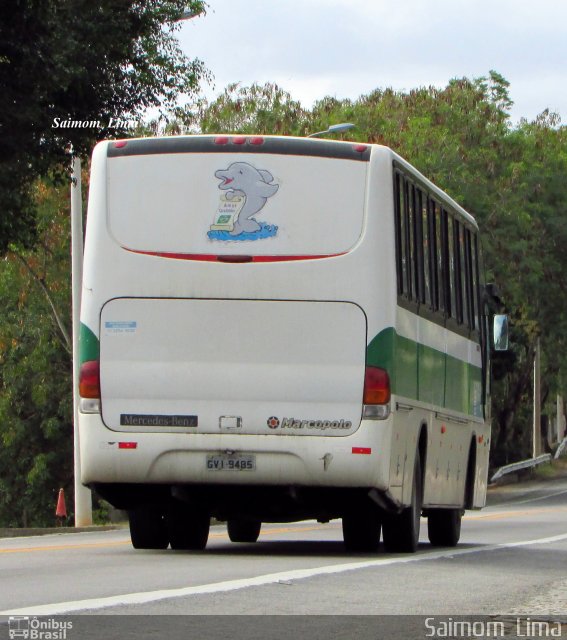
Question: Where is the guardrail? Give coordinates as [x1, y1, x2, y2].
[490, 453, 552, 484]
[554, 436, 567, 460]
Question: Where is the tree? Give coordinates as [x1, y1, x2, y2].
[0, 177, 75, 526]
[175, 82, 309, 135]
[490, 114, 567, 462]
[0, 0, 209, 253]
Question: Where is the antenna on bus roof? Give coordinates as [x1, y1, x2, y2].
[307, 123, 355, 138]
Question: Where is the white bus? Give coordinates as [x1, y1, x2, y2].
[79, 134, 502, 552]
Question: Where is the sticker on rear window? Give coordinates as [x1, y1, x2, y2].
[208, 162, 279, 241]
[105, 321, 137, 334]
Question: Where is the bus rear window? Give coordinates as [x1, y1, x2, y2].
[107, 152, 367, 258]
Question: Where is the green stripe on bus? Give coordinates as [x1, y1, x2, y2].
[367, 327, 482, 417]
[80, 323, 99, 364]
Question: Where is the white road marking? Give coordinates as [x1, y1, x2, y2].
[3, 532, 567, 616]
[497, 487, 567, 506]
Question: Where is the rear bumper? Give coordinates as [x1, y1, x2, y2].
[79, 413, 392, 491]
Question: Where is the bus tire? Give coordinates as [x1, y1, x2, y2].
[383, 451, 422, 553]
[128, 506, 169, 550]
[167, 501, 210, 550]
[427, 508, 462, 547]
[342, 504, 382, 552]
[227, 519, 262, 543]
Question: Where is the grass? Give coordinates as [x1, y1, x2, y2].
[532, 457, 567, 479]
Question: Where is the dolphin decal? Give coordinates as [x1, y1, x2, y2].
[213, 162, 279, 237]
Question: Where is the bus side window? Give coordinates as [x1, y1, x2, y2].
[427, 197, 438, 311]
[394, 172, 409, 298]
[435, 204, 445, 315]
[464, 227, 476, 331]
[441, 209, 452, 318]
[447, 214, 459, 322]
[405, 179, 416, 301]
[413, 185, 425, 305]
[454, 219, 465, 326]
[394, 172, 403, 295]
[472, 234, 481, 333]
[420, 191, 432, 308]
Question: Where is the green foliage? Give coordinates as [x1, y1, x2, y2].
[0, 0, 209, 253]
[174, 82, 309, 135]
[92, 499, 113, 525]
[0, 179, 74, 527]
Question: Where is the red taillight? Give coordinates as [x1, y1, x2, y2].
[363, 366, 390, 405]
[212, 135, 264, 146]
[79, 360, 100, 399]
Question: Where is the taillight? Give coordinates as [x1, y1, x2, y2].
[363, 366, 390, 405]
[363, 366, 391, 420]
[213, 136, 264, 146]
[79, 360, 100, 399]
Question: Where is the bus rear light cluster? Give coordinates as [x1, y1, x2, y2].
[79, 360, 101, 414]
[214, 136, 264, 146]
[363, 366, 391, 420]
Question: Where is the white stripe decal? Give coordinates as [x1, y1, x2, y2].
[3, 532, 567, 615]
[396, 306, 481, 366]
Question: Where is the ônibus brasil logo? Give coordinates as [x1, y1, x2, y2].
[8, 617, 73, 640]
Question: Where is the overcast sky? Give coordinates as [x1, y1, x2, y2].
[178, 0, 567, 124]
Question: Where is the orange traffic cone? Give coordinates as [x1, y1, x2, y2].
[55, 488, 67, 520]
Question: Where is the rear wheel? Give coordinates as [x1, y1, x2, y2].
[342, 504, 382, 552]
[227, 519, 262, 543]
[383, 451, 422, 553]
[128, 506, 169, 550]
[167, 501, 210, 550]
[427, 508, 462, 547]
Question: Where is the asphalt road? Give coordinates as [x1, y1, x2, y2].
[1, 477, 567, 638]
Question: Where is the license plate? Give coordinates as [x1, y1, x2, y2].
[206, 454, 256, 471]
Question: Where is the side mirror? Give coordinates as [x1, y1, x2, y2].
[493, 314, 509, 351]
